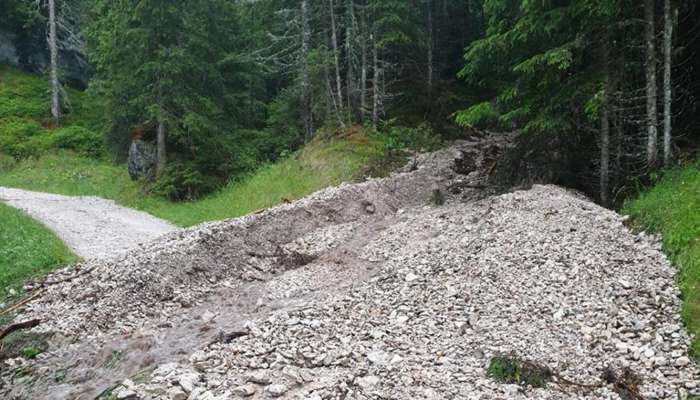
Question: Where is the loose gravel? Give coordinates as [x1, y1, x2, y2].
[2, 134, 698, 400]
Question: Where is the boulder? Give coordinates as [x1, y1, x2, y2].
[128, 139, 156, 181]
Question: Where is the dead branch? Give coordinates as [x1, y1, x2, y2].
[0, 290, 45, 317]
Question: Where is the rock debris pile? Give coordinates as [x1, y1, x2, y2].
[2, 133, 699, 399]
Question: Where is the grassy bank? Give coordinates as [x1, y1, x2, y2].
[0, 132, 384, 227]
[0, 203, 78, 301]
[623, 163, 700, 359]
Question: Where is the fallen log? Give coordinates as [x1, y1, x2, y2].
[0, 319, 41, 341]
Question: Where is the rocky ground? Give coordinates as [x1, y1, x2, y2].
[1, 133, 698, 399]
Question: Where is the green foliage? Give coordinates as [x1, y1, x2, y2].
[487, 355, 552, 388]
[0, 331, 49, 363]
[378, 123, 442, 153]
[88, 0, 268, 190]
[152, 161, 219, 201]
[0, 65, 108, 159]
[0, 66, 48, 120]
[0, 203, 78, 302]
[455, 102, 500, 129]
[50, 126, 104, 157]
[21, 346, 42, 359]
[624, 163, 700, 359]
[0, 117, 48, 158]
[457, 0, 613, 139]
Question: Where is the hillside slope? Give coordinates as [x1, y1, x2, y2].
[2, 134, 698, 400]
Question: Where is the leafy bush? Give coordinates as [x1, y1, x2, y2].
[152, 161, 221, 201]
[487, 355, 552, 388]
[0, 117, 48, 158]
[49, 126, 104, 157]
[380, 123, 442, 153]
[455, 101, 500, 129]
[0, 66, 49, 120]
[0, 153, 16, 172]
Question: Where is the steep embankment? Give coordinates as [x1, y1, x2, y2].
[1, 135, 698, 400]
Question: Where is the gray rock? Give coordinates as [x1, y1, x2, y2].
[356, 375, 380, 390]
[177, 373, 200, 393]
[232, 384, 256, 397]
[265, 384, 288, 397]
[246, 371, 271, 385]
[128, 139, 156, 181]
[167, 387, 188, 400]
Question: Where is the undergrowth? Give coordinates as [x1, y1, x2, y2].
[487, 355, 552, 388]
[623, 163, 700, 360]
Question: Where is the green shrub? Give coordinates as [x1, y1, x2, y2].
[455, 101, 500, 129]
[0, 117, 49, 158]
[49, 125, 104, 157]
[0, 153, 16, 172]
[487, 355, 552, 388]
[380, 123, 442, 153]
[152, 161, 221, 201]
[0, 66, 49, 120]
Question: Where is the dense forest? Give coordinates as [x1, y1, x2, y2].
[1, 0, 700, 205]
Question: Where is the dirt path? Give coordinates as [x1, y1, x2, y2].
[0, 187, 177, 259]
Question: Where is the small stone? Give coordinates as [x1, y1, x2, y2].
[356, 375, 380, 390]
[116, 389, 137, 400]
[178, 373, 200, 393]
[405, 273, 419, 282]
[201, 310, 216, 323]
[246, 371, 271, 385]
[265, 384, 288, 397]
[675, 356, 690, 367]
[232, 384, 257, 397]
[367, 351, 389, 365]
[167, 387, 188, 400]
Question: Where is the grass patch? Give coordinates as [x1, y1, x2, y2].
[0, 331, 50, 363]
[0, 203, 78, 302]
[623, 163, 700, 360]
[487, 355, 552, 388]
[0, 132, 385, 227]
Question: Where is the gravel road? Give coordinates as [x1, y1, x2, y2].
[0, 187, 177, 259]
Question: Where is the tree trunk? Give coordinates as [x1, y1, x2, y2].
[600, 42, 612, 207]
[372, 35, 380, 127]
[301, 0, 313, 142]
[663, 0, 673, 166]
[329, 0, 343, 112]
[156, 114, 166, 176]
[48, 0, 61, 121]
[426, 0, 434, 97]
[644, 0, 658, 167]
[360, 12, 368, 120]
[345, 1, 356, 120]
